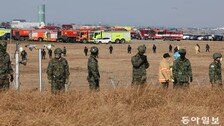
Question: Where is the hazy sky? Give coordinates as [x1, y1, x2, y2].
[0, 0, 223, 27]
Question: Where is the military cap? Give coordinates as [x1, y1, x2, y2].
[54, 48, 63, 54]
[179, 49, 186, 54]
[137, 45, 146, 53]
[90, 46, 99, 54]
[213, 53, 222, 60]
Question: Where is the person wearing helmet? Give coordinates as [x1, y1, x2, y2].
[209, 53, 222, 87]
[87, 46, 100, 91]
[131, 45, 149, 86]
[20, 49, 28, 66]
[47, 48, 70, 94]
[172, 49, 192, 88]
[0, 41, 13, 90]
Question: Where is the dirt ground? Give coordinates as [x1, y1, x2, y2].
[6, 40, 224, 90]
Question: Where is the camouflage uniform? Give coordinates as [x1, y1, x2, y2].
[87, 46, 100, 91]
[0, 41, 13, 90]
[209, 53, 222, 87]
[21, 50, 27, 61]
[20, 50, 28, 66]
[47, 48, 70, 93]
[131, 45, 149, 85]
[172, 49, 192, 88]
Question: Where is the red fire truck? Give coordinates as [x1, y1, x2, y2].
[29, 29, 58, 42]
[12, 29, 31, 40]
[149, 29, 183, 41]
[57, 29, 78, 43]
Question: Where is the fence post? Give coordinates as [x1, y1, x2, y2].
[38, 49, 43, 92]
[15, 42, 20, 90]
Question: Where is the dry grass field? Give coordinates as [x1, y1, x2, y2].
[0, 40, 224, 126]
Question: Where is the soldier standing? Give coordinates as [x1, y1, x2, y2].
[209, 53, 222, 87]
[152, 44, 156, 53]
[206, 44, 210, 52]
[84, 46, 88, 56]
[159, 53, 172, 89]
[87, 46, 100, 91]
[131, 45, 149, 86]
[0, 41, 13, 90]
[47, 48, 70, 94]
[172, 49, 193, 88]
[169, 44, 172, 53]
[41, 49, 46, 59]
[109, 45, 113, 54]
[48, 49, 52, 59]
[127, 45, 132, 54]
[20, 50, 28, 66]
[63, 47, 67, 56]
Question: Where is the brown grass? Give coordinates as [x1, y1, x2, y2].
[2, 40, 224, 125]
[0, 86, 223, 126]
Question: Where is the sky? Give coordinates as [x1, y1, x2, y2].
[0, 0, 224, 28]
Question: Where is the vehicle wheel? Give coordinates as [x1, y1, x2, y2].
[99, 41, 102, 44]
[83, 39, 88, 43]
[67, 38, 73, 43]
[121, 39, 126, 43]
[20, 37, 25, 41]
[38, 38, 43, 42]
[108, 41, 112, 44]
[57, 38, 62, 42]
[115, 39, 120, 43]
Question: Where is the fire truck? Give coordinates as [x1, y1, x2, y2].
[0, 28, 11, 40]
[76, 29, 95, 43]
[149, 29, 183, 41]
[57, 29, 78, 43]
[12, 29, 32, 40]
[91, 30, 131, 43]
[130, 29, 150, 40]
[29, 29, 58, 42]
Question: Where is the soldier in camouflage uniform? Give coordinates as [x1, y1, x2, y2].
[209, 53, 222, 87]
[131, 45, 149, 86]
[172, 49, 193, 88]
[87, 46, 100, 91]
[47, 48, 70, 94]
[0, 41, 13, 90]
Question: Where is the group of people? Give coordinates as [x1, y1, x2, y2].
[83, 45, 132, 56]
[46, 44, 222, 93]
[0, 41, 222, 93]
